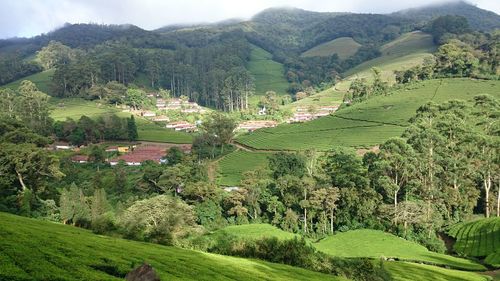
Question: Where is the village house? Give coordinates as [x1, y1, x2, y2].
[71, 155, 89, 163]
[141, 111, 156, 117]
[237, 120, 278, 132]
[105, 146, 119, 152]
[109, 146, 167, 166]
[166, 121, 197, 132]
[152, 116, 170, 122]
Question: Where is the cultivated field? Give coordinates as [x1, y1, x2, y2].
[217, 150, 271, 186]
[0, 212, 343, 281]
[236, 79, 500, 151]
[247, 45, 289, 97]
[448, 217, 500, 267]
[301, 37, 361, 59]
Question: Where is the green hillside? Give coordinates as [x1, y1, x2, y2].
[384, 262, 489, 281]
[236, 78, 500, 151]
[211, 224, 490, 281]
[337, 31, 436, 91]
[448, 217, 500, 267]
[284, 87, 345, 111]
[247, 45, 289, 97]
[301, 37, 361, 59]
[217, 150, 271, 186]
[315, 229, 485, 271]
[2, 70, 54, 94]
[0, 212, 342, 281]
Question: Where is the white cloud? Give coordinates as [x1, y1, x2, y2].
[0, 0, 498, 39]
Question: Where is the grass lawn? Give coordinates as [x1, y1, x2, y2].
[247, 45, 289, 97]
[0, 212, 344, 281]
[213, 224, 300, 241]
[314, 229, 485, 271]
[217, 150, 272, 186]
[384, 262, 490, 281]
[301, 37, 361, 60]
[2, 69, 55, 94]
[236, 78, 500, 151]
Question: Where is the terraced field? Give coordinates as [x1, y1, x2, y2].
[247, 45, 289, 97]
[301, 37, 361, 59]
[448, 217, 500, 267]
[0, 212, 343, 281]
[217, 150, 271, 186]
[236, 79, 500, 151]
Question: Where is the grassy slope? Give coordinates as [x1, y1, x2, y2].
[385, 262, 489, 281]
[217, 150, 271, 186]
[336, 31, 436, 91]
[247, 45, 289, 97]
[213, 224, 489, 280]
[448, 217, 500, 267]
[284, 87, 345, 111]
[2, 70, 55, 93]
[236, 78, 500, 151]
[0, 212, 343, 281]
[301, 37, 361, 60]
[315, 229, 485, 271]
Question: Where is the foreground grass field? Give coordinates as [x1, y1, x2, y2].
[212, 224, 490, 280]
[301, 37, 361, 60]
[384, 262, 490, 281]
[315, 229, 485, 271]
[0, 212, 344, 281]
[217, 150, 271, 186]
[448, 217, 500, 267]
[236, 79, 500, 151]
[247, 45, 289, 97]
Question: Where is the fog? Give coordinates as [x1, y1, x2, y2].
[0, 0, 498, 39]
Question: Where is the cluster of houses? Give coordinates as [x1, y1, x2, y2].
[166, 121, 198, 132]
[237, 120, 278, 132]
[68, 144, 191, 166]
[156, 98, 206, 114]
[288, 105, 339, 122]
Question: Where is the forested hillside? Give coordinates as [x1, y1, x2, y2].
[1, 1, 498, 111]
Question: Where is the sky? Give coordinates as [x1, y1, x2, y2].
[1, 0, 499, 39]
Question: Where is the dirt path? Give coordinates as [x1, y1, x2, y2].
[207, 152, 230, 183]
